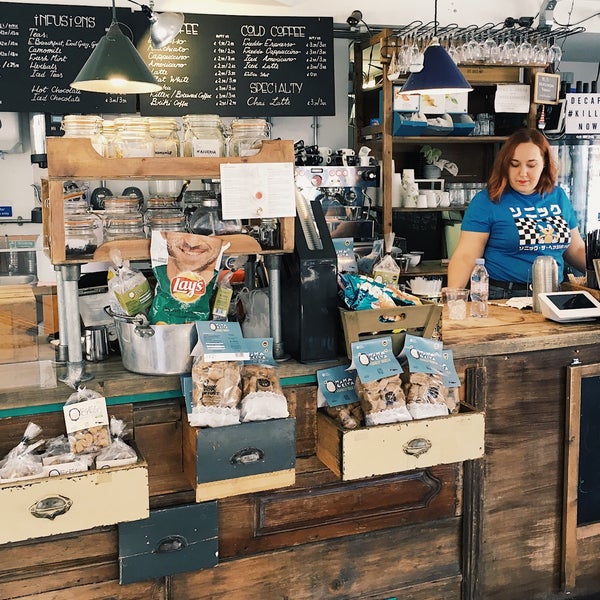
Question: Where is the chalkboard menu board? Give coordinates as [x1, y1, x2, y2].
[577, 374, 600, 526]
[137, 15, 335, 117]
[0, 3, 141, 113]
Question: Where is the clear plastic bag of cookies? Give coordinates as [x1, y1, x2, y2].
[403, 372, 451, 420]
[95, 416, 138, 468]
[325, 402, 364, 430]
[355, 373, 412, 426]
[189, 357, 242, 427]
[63, 388, 111, 454]
[0, 422, 45, 481]
[240, 363, 289, 422]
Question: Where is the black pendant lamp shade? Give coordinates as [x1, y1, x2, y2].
[70, 4, 161, 94]
[401, 38, 473, 95]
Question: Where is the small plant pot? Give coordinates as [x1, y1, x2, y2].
[423, 164, 442, 179]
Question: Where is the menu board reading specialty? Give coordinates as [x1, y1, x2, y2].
[138, 15, 335, 117]
[0, 3, 142, 113]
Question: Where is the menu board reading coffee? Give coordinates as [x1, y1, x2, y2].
[138, 15, 335, 117]
[0, 2, 142, 113]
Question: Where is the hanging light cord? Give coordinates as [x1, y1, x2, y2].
[434, 0, 438, 37]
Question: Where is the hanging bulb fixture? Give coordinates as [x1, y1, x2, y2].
[70, 0, 161, 94]
[125, 0, 184, 49]
[400, 0, 473, 95]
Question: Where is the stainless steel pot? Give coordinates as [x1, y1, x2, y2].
[105, 308, 197, 375]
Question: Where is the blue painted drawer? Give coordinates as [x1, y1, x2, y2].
[182, 415, 296, 502]
[118, 502, 218, 584]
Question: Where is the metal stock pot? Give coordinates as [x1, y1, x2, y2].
[105, 307, 197, 375]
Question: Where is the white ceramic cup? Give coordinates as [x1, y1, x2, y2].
[425, 190, 441, 208]
[416, 194, 428, 209]
[318, 146, 332, 157]
[439, 191, 451, 207]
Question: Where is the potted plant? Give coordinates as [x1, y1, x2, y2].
[419, 145, 443, 178]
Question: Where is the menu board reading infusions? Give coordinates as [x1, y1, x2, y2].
[138, 15, 335, 117]
[0, 3, 140, 113]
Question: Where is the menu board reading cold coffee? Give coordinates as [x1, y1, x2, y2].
[0, 3, 141, 113]
[138, 15, 335, 117]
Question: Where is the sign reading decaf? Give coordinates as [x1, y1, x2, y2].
[138, 15, 334, 117]
[0, 3, 139, 113]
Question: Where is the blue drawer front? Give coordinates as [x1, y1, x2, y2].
[118, 502, 218, 584]
[195, 418, 296, 484]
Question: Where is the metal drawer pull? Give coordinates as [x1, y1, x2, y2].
[29, 495, 73, 520]
[230, 447, 265, 464]
[155, 534, 188, 554]
[403, 438, 432, 457]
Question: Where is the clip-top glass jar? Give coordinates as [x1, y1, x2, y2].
[148, 117, 181, 158]
[113, 117, 154, 158]
[61, 114, 107, 157]
[103, 213, 146, 242]
[146, 210, 187, 233]
[229, 118, 270, 157]
[182, 114, 225, 158]
[65, 215, 100, 258]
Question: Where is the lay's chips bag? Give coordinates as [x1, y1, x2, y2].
[148, 230, 228, 324]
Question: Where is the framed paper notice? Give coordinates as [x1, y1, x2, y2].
[534, 72, 561, 105]
[220, 162, 296, 219]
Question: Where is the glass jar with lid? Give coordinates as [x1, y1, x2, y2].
[148, 117, 181, 158]
[61, 114, 107, 157]
[103, 212, 146, 242]
[101, 119, 117, 158]
[64, 215, 100, 258]
[229, 118, 270, 157]
[182, 114, 225, 158]
[146, 210, 187, 233]
[113, 117, 154, 158]
[188, 198, 242, 235]
[104, 194, 142, 214]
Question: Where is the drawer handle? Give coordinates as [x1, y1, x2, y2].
[403, 438, 432, 457]
[230, 447, 265, 465]
[29, 495, 73, 520]
[155, 534, 188, 554]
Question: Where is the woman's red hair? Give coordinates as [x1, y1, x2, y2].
[487, 128, 557, 202]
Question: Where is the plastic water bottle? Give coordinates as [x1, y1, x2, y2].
[470, 258, 489, 318]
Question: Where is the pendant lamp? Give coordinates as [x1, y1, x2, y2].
[125, 0, 184, 49]
[70, 0, 161, 94]
[400, 0, 472, 95]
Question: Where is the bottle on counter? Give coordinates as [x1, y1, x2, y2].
[470, 258, 489, 318]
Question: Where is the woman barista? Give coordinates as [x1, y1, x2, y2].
[447, 128, 586, 299]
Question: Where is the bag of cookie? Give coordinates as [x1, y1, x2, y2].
[240, 338, 288, 422]
[0, 422, 45, 481]
[41, 435, 92, 475]
[190, 358, 242, 427]
[95, 417, 138, 468]
[350, 336, 412, 425]
[403, 372, 451, 420]
[63, 388, 110, 454]
[317, 364, 363, 430]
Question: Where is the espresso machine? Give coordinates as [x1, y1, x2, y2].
[294, 165, 379, 242]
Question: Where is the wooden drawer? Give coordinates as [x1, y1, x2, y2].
[182, 416, 296, 502]
[119, 502, 218, 584]
[316, 403, 484, 480]
[0, 448, 148, 545]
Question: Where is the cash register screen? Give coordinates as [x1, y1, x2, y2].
[538, 291, 600, 322]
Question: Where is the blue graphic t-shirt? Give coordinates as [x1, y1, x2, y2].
[461, 186, 579, 283]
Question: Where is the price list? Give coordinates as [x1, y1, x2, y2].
[139, 15, 334, 117]
[0, 3, 139, 113]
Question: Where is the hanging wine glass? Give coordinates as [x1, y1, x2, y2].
[549, 36, 563, 69]
[517, 35, 532, 65]
[499, 33, 517, 65]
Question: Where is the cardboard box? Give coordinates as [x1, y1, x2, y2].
[0, 445, 148, 544]
[0, 285, 38, 363]
[339, 304, 442, 358]
[316, 404, 485, 481]
[119, 502, 218, 584]
[183, 416, 296, 502]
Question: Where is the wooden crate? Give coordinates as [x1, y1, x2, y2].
[0, 284, 38, 364]
[0, 445, 148, 544]
[316, 403, 484, 481]
[339, 304, 442, 358]
[182, 416, 296, 502]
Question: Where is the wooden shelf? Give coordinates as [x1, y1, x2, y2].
[43, 138, 295, 264]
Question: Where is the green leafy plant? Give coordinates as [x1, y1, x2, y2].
[420, 145, 442, 165]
